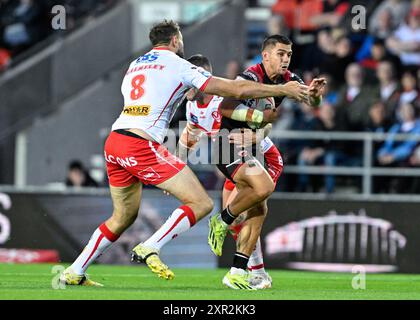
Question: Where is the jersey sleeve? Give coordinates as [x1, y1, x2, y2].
[238, 70, 259, 82]
[290, 72, 305, 84]
[179, 59, 212, 91]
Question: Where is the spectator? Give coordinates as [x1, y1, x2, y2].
[300, 29, 335, 73]
[309, 0, 350, 29]
[271, 0, 349, 31]
[0, 0, 119, 65]
[398, 70, 419, 108]
[320, 35, 354, 86]
[378, 102, 420, 166]
[357, 38, 402, 74]
[386, 8, 420, 68]
[369, 0, 411, 37]
[370, 7, 395, 40]
[376, 102, 420, 192]
[1, 0, 45, 54]
[65, 160, 99, 187]
[335, 63, 378, 131]
[375, 60, 401, 123]
[367, 101, 388, 133]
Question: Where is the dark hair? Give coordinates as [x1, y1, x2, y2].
[69, 160, 84, 171]
[262, 34, 292, 51]
[149, 20, 181, 46]
[187, 54, 212, 69]
[372, 37, 385, 46]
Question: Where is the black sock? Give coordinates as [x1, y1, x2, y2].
[221, 206, 236, 225]
[233, 252, 249, 270]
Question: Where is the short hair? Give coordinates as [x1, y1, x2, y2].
[187, 54, 212, 70]
[262, 35, 292, 51]
[149, 20, 181, 46]
[69, 160, 84, 171]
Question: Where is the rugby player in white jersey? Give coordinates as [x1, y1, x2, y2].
[60, 20, 309, 287]
[177, 54, 280, 289]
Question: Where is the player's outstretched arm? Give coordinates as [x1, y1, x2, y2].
[219, 98, 279, 125]
[203, 77, 308, 101]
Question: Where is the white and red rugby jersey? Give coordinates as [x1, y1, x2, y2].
[112, 47, 212, 144]
[186, 95, 223, 136]
[186, 95, 274, 154]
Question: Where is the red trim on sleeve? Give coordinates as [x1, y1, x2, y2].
[199, 77, 212, 92]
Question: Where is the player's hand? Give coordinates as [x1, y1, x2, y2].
[308, 78, 327, 98]
[282, 81, 309, 102]
[228, 129, 255, 148]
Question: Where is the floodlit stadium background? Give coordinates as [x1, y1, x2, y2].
[0, 0, 419, 274]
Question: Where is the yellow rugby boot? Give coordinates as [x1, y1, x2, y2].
[131, 243, 174, 280]
[59, 267, 103, 287]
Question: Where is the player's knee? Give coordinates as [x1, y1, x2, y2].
[201, 196, 214, 215]
[185, 195, 213, 219]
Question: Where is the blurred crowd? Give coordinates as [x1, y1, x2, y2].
[0, 0, 118, 71]
[236, 0, 420, 194]
[1, 0, 418, 194]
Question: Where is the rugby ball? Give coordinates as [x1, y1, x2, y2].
[247, 97, 275, 129]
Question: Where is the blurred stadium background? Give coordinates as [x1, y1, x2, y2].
[0, 0, 420, 276]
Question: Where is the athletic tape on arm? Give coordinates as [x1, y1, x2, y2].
[230, 104, 263, 124]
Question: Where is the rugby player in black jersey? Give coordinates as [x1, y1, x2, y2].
[208, 35, 326, 289]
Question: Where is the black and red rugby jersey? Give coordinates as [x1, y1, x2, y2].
[221, 62, 304, 131]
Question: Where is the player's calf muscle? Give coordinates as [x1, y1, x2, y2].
[107, 183, 141, 233]
[246, 202, 268, 219]
[187, 195, 213, 220]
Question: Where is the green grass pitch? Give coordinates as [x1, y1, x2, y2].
[1, 263, 420, 300]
